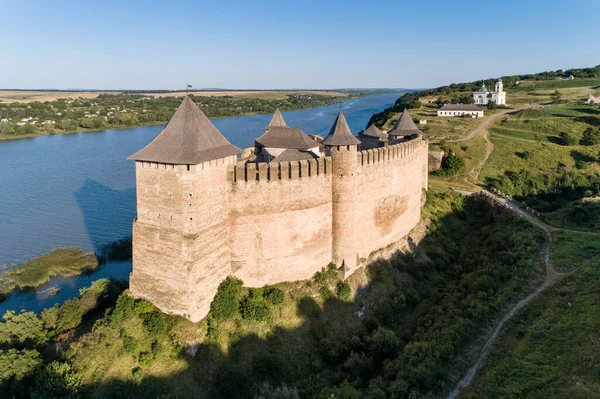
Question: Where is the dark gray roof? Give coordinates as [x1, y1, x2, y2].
[358, 135, 383, 150]
[439, 104, 482, 111]
[272, 149, 319, 162]
[266, 108, 286, 128]
[387, 109, 422, 137]
[255, 126, 318, 150]
[254, 108, 318, 150]
[361, 124, 384, 138]
[322, 109, 361, 146]
[128, 96, 240, 164]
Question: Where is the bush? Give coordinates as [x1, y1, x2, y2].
[580, 127, 600, 146]
[254, 383, 301, 399]
[31, 361, 83, 399]
[210, 277, 244, 321]
[559, 131, 579, 146]
[336, 281, 352, 300]
[487, 100, 497, 110]
[433, 150, 465, 176]
[0, 311, 47, 348]
[263, 287, 284, 305]
[240, 290, 272, 322]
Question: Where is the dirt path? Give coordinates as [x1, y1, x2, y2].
[446, 189, 564, 399]
[441, 101, 578, 399]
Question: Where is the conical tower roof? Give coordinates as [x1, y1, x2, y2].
[128, 96, 240, 164]
[362, 124, 384, 138]
[255, 109, 318, 150]
[266, 108, 287, 128]
[387, 108, 422, 137]
[322, 109, 360, 146]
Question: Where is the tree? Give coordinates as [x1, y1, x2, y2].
[559, 131, 579, 146]
[551, 90, 562, 103]
[580, 127, 600, 146]
[487, 100, 497, 110]
[0, 122, 15, 135]
[0, 311, 47, 348]
[31, 361, 83, 399]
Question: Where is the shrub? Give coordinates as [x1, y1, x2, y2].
[31, 361, 83, 399]
[319, 286, 333, 300]
[254, 383, 300, 399]
[122, 336, 136, 354]
[210, 277, 244, 321]
[131, 367, 144, 385]
[55, 299, 83, 334]
[240, 290, 272, 322]
[138, 351, 154, 367]
[581, 127, 600, 146]
[434, 150, 465, 176]
[559, 131, 579, 146]
[336, 281, 352, 300]
[0, 311, 47, 348]
[263, 287, 284, 305]
[487, 100, 497, 110]
[139, 310, 168, 336]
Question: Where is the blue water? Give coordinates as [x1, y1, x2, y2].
[0, 92, 404, 314]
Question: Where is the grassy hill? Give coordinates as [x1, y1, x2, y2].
[0, 190, 549, 399]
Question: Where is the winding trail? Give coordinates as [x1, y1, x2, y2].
[439, 99, 592, 398]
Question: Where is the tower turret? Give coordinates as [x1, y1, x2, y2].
[128, 96, 241, 322]
[495, 79, 503, 93]
[322, 109, 361, 276]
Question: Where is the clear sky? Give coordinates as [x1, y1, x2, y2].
[2, 0, 599, 90]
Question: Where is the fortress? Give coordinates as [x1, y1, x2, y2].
[128, 97, 428, 322]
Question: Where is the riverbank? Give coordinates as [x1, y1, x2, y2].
[0, 247, 98, 301]
[0, 92, 366, 141]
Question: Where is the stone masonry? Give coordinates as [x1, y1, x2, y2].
[128, 98, 429, 322]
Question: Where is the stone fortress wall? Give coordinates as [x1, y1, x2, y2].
[130, 138, 427, 322]
[127, 98, 429, 322]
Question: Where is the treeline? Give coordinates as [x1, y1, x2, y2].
[367, 64, 600, 128]
[0, 93, 355, 137]
[488, 169, 600, 212]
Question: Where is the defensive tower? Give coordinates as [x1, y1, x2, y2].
[322, 109, 361, 276]
[128, 96, 240, 321]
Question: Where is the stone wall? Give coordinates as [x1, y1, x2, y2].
[352, 140, 425, 273]
[130, 138, 428, 322]
[228, 159, 333, 287]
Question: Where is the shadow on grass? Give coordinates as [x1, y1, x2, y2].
[570, 150, 596, 163]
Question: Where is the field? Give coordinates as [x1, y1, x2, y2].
[0, 89, 349, 104]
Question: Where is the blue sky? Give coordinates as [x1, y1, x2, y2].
[1, 0, 599, 90]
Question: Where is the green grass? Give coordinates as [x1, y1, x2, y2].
[480, 104, 600, 184]
[550, 230, 600, 273]
[460, 256, 600, 398]
[0, 247, 97, 297]
[508, 77, 600, 91]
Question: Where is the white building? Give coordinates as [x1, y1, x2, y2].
[437, 104, 484, 118]
[472, 79, 506, 105]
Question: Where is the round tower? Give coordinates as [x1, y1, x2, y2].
[322, 109, 361, 276]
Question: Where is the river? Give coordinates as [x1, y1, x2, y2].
[0, 92, 405, 314]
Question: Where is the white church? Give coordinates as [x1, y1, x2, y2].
[473, 79, 506, 105]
